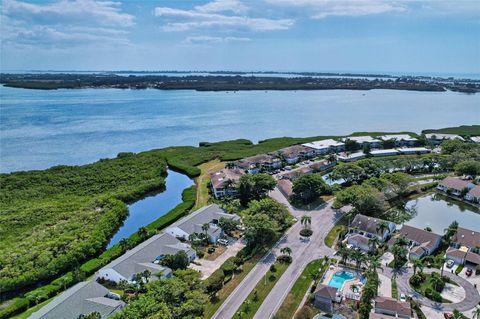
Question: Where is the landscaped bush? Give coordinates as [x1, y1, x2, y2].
[208, 247, 216, 254]
[424, 287, 442, 302]
[300, 228, 313, 237]
[409, 273, 425, 287]
[277, 255, 293, 263]
[0, 297, 29, 319]
[204, 268, 225, 295]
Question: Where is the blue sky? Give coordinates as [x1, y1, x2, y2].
[1, 0, 479, 75]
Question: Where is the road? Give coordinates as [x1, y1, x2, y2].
[211, 188, 343, 319]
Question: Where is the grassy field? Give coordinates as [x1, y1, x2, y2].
[234, 261, 290, 319]
[274, 258, 327, 319]
[203, 249, 268, 318]
[422, 125, 480, 136]
[10, 298, 53, 319]
[193, 160, 225, 211]
[324, 214, 350, 248]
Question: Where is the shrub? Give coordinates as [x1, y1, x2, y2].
[204, 269, 225, 294]
[221, 259, 237, 275]
[300, 228, 313, 237]
[424, 287, 442, 302]
[277, 255, 292, 263]
[0, 298, 29, 319]
[208, 247, 216, 254]
[409, 273, 425, 287]
[270, 264, 277, 272]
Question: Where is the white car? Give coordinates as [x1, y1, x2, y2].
[236, 224, 246, 231]
[446, 259, 455, 269]
[292, 218, 298, 223]
[217, 238, 229, 245]
[400, 293, 406, 302]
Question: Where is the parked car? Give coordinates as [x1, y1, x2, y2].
[446, 259, 455, 269]
[236, 224, 246, 231]
[466, 268, 473, 276]
[217, 238, 229, 245]
[400, 293, 406, 302]
[444, 313, 453, 319]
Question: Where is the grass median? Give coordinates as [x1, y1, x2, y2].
[234, 261, 290, 319]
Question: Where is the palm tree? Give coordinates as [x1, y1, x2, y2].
[326, 154, 336, 164]
[310, 268, 323, 285]
[368, 255, 381, 273]
[280, 246, 292, 256]
[368, 236, 381, 253]
[351, 250, 365, 269]
[430, 274, 444, 292]
[338, 246, 350, 265]
[453, 309, 463, 319]
[301, 215, 312, 229]
[142, 269, 152, 283]
[202, 223, 210, 245]
[138, 226, 148, 240]
[350, 284, 359, 293]
[472, 306, 480, 319]
[412, 258, 424, 275]
[119, 238, 129, 251]
[376, 221, 389, 239]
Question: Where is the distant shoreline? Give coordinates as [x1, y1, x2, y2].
[1, 73, 479, 93]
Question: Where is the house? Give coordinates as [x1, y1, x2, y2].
[210, 169, 244, 198]
[302, 139, 345, 155]
[29, 281, 125, 319]
[349, 214, 396, 241]
[425, 133, 464, 145]
[233, 154, 282, 173]
[447, 227, 480, 269]
[347, 233, 372, 252]
[397, 147, 430, 155]
[436, 177, 475, 196]
[380, 134, 418, 147]
[280, 166, 313, 181]
[277, 179, 293, 198]
[337, 151, 366, 162]
[166, 204, 240, 243]
[97, 233, 194, 284]
[393, 225, 442, 259]
[343, 136, 382, 148]
[370, 149, 400, 157]
[471, 136, 480, 143]
[373, 296, 411, 319]
[465, 185, 480, 204]
[276, 144, 316, 164]
[308, 159, 336, 171]
[313, 284, 341, 313]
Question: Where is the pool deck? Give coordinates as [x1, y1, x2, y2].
[321, 264, 363, 298]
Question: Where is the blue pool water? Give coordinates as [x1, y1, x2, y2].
[328, 271, 355, 289]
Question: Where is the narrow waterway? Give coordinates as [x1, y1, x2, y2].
[107, 170, 193, 248]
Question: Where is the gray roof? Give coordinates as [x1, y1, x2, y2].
[168, 204, 240, 237]
[350, 214, 392, 236]
[398, 225, 441, 250]
[29, 281, 124, 319]
[101, 232, 193, 279]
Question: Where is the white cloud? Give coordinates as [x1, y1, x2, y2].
[195, 0, 248, 14]
[1, 0, 134, 47]
[154, 1, 294, 32]
[183, 35, 251, 44]
[265, 0, 406, 18]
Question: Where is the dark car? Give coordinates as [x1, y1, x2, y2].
[466, 268, 473, 276]
[444, 313, 453, 319]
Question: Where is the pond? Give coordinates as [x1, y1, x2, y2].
[107, 170, 193, 248]
[402, 193, 480, 234]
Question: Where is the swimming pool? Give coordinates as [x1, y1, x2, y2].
[328, 271, 355, 289]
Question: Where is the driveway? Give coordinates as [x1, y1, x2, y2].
[378, 273, 392, 298]
[190, 239, 246, 279]
[211, 188, 342, 319]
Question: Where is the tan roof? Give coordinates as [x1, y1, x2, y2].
[446, 247, 467, 260]
[278, 144, 313, 158]
[398, 225, 441, 251]
[234, 154, 279, 168]
[314, 284, 338, 300]
[277, 179, 293, 197]
[374, 297, 411, 317]
[465, 252, 480, 265]
[369, 313, 398, 319]
[439, 177, 473, 191]
[467, 185, 480, 198]
[210, 169, 244, 189]
[452, 227, 480, 249]
[309, 159, 331, 170]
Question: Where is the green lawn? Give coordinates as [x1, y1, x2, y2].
[274, 258, 328, 319]
[324, 214, 350, 248]
[391, 274, 398, 299]
[234, 261, 290, 319]
[193, 160, 225, 211]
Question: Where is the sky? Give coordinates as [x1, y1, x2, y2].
[1, 0, 479, 75]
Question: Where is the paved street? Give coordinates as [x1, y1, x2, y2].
[211, 188, 343, 319]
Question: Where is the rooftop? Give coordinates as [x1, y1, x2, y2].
[277, 179, 293, 197]
[452, 227, 480, 248]
[425, 133, 464, 141]
[102, 232, 193, 279]
[277, 144, 314, 157]
[370, 149, 400, 155]
[438, 176, 474, 191]
[398, 225, 441, 250]
[343, 136, 381, 143]
[350, 214, 392, 236]
[374, 296, 411, 317]
[210, 168, 244, 189]
[29, 281, 124, 319]
[379, 134, 417, 141]
[302, 139, 345, 150]
[314, 283, 338, 300]
[467, 185, 480, 198]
